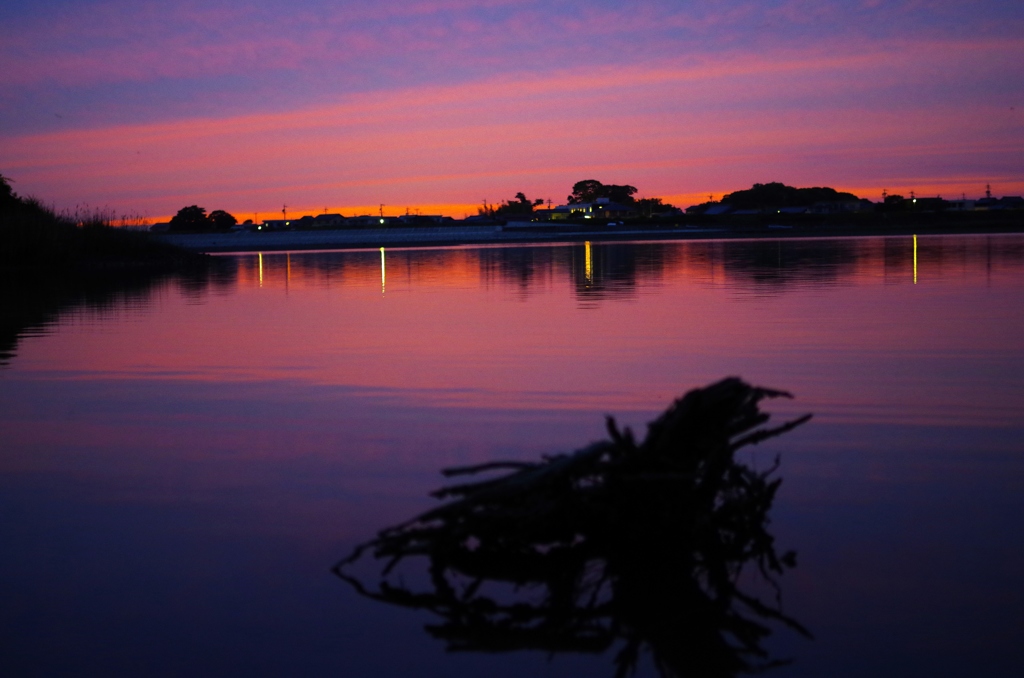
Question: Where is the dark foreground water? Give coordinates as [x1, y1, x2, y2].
[2, 235, 1023, 677]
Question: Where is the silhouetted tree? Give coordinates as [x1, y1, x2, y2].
[490, 192, 545, 218]
[720, 182, 859, 210]
[0, 174, 18, 212]
[208, 210, 237, 230]
[476, 199, 496, 219]
[568, 180, 604, 204]
[168, 205, 209, 232]
[568, 180, 638, 205]
[634, 197, 677, 217]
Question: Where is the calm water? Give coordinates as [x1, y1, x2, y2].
[2, 235, 1023, 676]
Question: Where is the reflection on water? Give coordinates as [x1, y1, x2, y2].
[338, 379, 812, 677]
[2, 234, 1024, 677]
[5, 234, 1024, 418]
[229, 235, 1024, 302]
[0, 262, 237, 366]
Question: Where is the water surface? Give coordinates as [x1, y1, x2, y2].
[2, 235, 1023, 676]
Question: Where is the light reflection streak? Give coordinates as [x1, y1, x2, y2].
[232, 236, 1024, 298]
[584, 241, 592, 284]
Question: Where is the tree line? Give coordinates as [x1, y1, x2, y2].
[478, 180, 678, 218]
[168, 205, 238, 232]
[170, 180, 919, 226]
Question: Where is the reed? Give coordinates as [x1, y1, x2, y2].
[0, 175, 200, 270]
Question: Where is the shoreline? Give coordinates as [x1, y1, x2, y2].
[156, 220, 1024, 254]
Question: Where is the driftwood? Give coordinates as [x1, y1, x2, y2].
[335, 377, 812, 677]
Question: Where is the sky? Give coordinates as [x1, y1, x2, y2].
[1, 0, 1022, 221]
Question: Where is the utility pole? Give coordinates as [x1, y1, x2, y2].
[282, 204, 287, 221]
[379, 204, 384, 218]
[986, 184, 992, 200]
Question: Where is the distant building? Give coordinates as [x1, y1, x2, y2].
[686, 203, 731, 216]
[559, 198, 637, 220]
[809, 199, 871, 214]
[260, 219, 290, 230]
[397, 214, 454, 225]
[314, 214, 346, 227]
[540, 206, 574, 221]
[947, 199, 976, 211]
[462, 214, 502, 224]
[909, 197, 946, 212]
[347, 215, 400, 227]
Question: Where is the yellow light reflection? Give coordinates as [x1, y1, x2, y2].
[258, 252, 264, 287]
[380, 247, 386, 294]
[913, 235, 917, 284]
[584, 241, 593, 284]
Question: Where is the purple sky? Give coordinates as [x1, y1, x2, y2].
[2, 0, 1022, 219]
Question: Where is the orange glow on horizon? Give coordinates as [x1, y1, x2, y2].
[143, 173, 1013, 224]
[4, 36, 1021, 219]
[150, 203, 488, 224]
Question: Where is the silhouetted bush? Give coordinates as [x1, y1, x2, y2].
[0, 174, 204, 270]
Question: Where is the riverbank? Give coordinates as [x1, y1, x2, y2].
[1, 177, 208, 272]
[1, 178, 226, 363]
[157, 215, 1024, 253]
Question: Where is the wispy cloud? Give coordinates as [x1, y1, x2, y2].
[5, 27, 1020, 216]
[2, 0, 1021, 212]
[5, 0, 1020, 90]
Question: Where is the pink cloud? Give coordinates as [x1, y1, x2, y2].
[2, 1, 547, 88]
[3, 27, 1021, 216]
